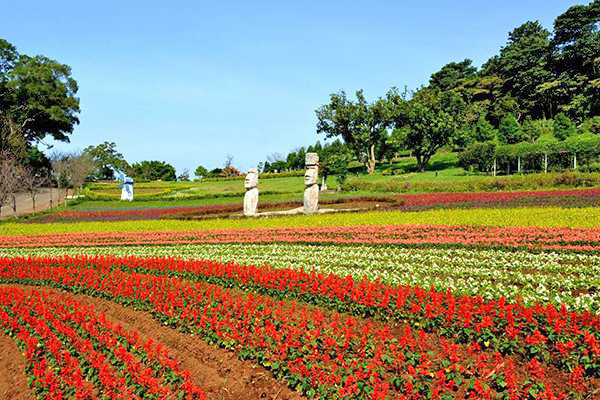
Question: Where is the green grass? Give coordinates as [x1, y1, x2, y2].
[1, 206, 598, 235]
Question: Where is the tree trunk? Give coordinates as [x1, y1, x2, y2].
[573, 154, 577, 170]
[12, 196, 17, 216]
[49, 186, 53, 210]
[416, 154, 424, 172]
[367, 144, 376, 174]
[544, 153, 548, 173]
[32, 195, 36, 211]
[517, 156, 521, 174]
[493, 159, 497, 177]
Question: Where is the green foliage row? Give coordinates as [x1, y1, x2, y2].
[345, 172, 600, 193]
[459, 134, 600, 173]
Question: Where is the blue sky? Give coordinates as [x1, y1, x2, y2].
[4, 0, 576, 175]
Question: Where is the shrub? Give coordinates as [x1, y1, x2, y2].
[553, 113, 577, 140]
[458, 141, 496, 172]
[498, 115, 523, 144]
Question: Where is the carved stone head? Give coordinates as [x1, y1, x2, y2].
[305, 152, 319, 166]
[244, 169, 258, 189]
[304, 166, 318, 186]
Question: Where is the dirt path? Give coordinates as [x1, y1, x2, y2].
[0, 331, 34, 400]
[0, 188, 68, 219]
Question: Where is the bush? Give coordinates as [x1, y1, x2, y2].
[498, 115, 523, 144]
[580, 116, 600, 134]
[553, 113, 577, 140]
[458, 141, 496, 172]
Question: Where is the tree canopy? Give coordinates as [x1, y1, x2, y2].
[315, 90, 390, 174]
[0, 38, 80, 155]
[130, 160, 176, 181]
[84, 141, 128, 180]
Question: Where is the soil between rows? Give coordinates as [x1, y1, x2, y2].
[1, 284, 304, 400]
[0, 328, 34, 400]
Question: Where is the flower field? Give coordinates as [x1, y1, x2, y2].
[28, 188, 600, 223]
[1, 198, 600, 398]
[2, 242, 599, 311]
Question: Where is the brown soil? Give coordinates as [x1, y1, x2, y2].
[0, 330, 34, 400]
[67, 291, 304, 400]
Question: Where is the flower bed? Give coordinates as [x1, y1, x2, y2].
[2, 243, 598, 311]
[2, 224, 599, 251]
[0, 286, 205, 399]
[1, 256, 597, 398]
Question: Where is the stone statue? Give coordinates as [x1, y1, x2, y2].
[243, 168, 259, 216]
[303, 153, 319, 214]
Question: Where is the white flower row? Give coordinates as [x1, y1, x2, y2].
[1, 243, 598, 312]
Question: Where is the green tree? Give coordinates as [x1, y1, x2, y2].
[553, 112, 577, 140]
[498, 115, 524, 144]
[458, 141, 497, 173]
[545, 1, 600, 120]
[208, 167, 222, 177]
[23, 146, 51, 175]
[319, 139, 352, 185]
[316, 90, 390, 174]
[580, 116, 600, 134]
[131, 160, 176, 181]
[388, 88, 466, 172]
[84, 141, 128, 180]
[522, 118, 553, 142]
[482, 21, 552, 119]
[473, 118, 498, 142]
[0, 38, 80, 153]
[194, 165, 208, 178]
[429, 59, 477, 91]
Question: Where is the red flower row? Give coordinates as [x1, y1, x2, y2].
[1, 260, 591, 398]
[1, 256, 598, 389]
[0, 286, 206, 399]
[2, 224, 600, 251]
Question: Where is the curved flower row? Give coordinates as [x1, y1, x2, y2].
[2, 224, 600, 251]
[0, 286, 206, 399]
[0, 260, 593, 398]
[1, 255, 599, 380]
[2, 243, 599, 311]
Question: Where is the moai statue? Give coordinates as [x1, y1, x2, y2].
[304, 153, 319, 214]
[243, 168, 259, 216]
[120, 176, 134, 201]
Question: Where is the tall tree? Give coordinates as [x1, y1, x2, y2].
[388, 88, 466, 172]
[545, 1, 600, 120]
[84, 141, 128, 180]
[482, 21, 552, 119]
[316, 90, 389, 174]
[498, 115, 524, 144]
[429, 59, 478, 91]
[0, 39, 80, 153]
[131, 160, 176, 181]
